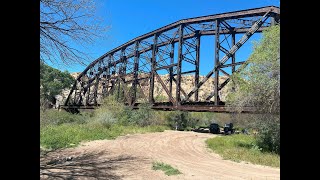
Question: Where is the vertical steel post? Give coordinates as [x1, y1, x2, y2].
[78, 88, 82, 105]
[105, 54, 111, 96]
[71, 83, 77, 104]
[176, 24, 184, 105]
[214, 20, 220, 105]
[117, 66, 120, 101]
[132, 41, 140, 105]
[271, 14, 275, 26]
[270, 13, 280, 26]
[121, 51, 127, 102]
[231, 32, 236, 73]
[169, 42, 174, 102]
[111, 56, 116, 96]
[195, 30, 200, 101]
[86, 74, 91, 105]
[93, 73, 99, 105]
[149, 34, 158, 104]
[117, 49, 124, 101]
[231, 32, 236, 92]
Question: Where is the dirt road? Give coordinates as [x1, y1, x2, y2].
[40, 130, 280, 180]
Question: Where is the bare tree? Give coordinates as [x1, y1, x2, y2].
[40, 0, 108, 66]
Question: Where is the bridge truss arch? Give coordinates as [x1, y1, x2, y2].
[63, 6, 280, 113]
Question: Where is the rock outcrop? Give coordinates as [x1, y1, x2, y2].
[55, 72, 232, 107]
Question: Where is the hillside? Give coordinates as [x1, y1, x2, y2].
[55, 73, 232, 107]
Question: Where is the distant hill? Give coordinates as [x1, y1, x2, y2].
[55, 72, 232, 107]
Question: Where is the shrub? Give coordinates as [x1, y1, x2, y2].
[129, 103, 154, 126]
[95, 95, 129, 125]
[255, 117, 280, 154]
[166, 111, 198, 130]
[90, 108, 117, 128]
[40, 124, 170, 150]
[40, 109, 86, 127]
[40, 62, 74, 111]
[206, 134, 279, 167]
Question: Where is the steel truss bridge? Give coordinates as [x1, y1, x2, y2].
[63, 6, 280, 113]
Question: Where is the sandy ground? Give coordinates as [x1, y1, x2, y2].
[40, 130, 280, 180]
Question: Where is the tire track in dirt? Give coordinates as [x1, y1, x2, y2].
[41, 130, 279, 180]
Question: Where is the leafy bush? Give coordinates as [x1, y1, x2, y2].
[255, 117, 280, 154]
[40, 124, 169, 150]
[40, 62, 74, 110]
[90, 109, 116, 128]
[40, 109, 87, 127]
[166, 111, 198, 130]
[206, 134, 279, 167]
[226, 25, 280, 155]
[129, 103, 154, 126]
[95, 95, 129, 125]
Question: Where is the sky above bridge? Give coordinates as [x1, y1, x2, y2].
[49, 0, 280, 75]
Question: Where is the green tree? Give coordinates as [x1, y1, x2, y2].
[40, 62, 74, 111]
[226, 25, 280, 154]
[227, 25, 280, 114]
[166, 111, 197, 130]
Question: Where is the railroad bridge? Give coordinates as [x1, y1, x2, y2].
[63, 6, 280, 113]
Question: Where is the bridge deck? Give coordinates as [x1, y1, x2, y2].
[61, 102, 255, 113]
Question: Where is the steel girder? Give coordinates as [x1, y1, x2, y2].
[63, 6, 280, 113]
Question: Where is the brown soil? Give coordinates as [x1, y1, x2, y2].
[40, 130, 280, 180]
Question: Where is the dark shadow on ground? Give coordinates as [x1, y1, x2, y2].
[40, 151, 137, 180]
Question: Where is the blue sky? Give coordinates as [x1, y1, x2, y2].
[49, 0, 280, 74]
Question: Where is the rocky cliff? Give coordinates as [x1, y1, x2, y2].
[55, 72, 231, 107]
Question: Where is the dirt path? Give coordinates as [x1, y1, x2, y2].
[40, 130, 280, 180]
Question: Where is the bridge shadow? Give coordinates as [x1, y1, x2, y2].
[40, 151, 137, 180]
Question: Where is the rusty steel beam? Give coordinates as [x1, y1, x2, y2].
[117, 49, 125, 101]
[119, 78, 131, 104]
[74, 26, 269, 84]
[61, 104, 256, 113]
[205, 81, 230, 101]
[155, 63, 178, 71]
[155, 72, 175, 104]
[150, 105, 255, 113]
[172, 70, 196, 76]
[232, 33, 236, 73]
[65, 6, 279, 112]
[205, 61, 249, 101]
[137, 82, 148, 101]
[132, 41, 140, 105]
[214, 19, 220, 105]
[220, 61, 244, 68]
[219, 69, 230, 77]
[182, 10, 271, 102]
[169, 43, 174, 102]
[93, 76, 99, 105]
[87, 6, 279, 66]
[195, 31, 200, 101]
[149, 34, 158, 104]
[72, 7, 277, 83]
[176, 24, 184, 105]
